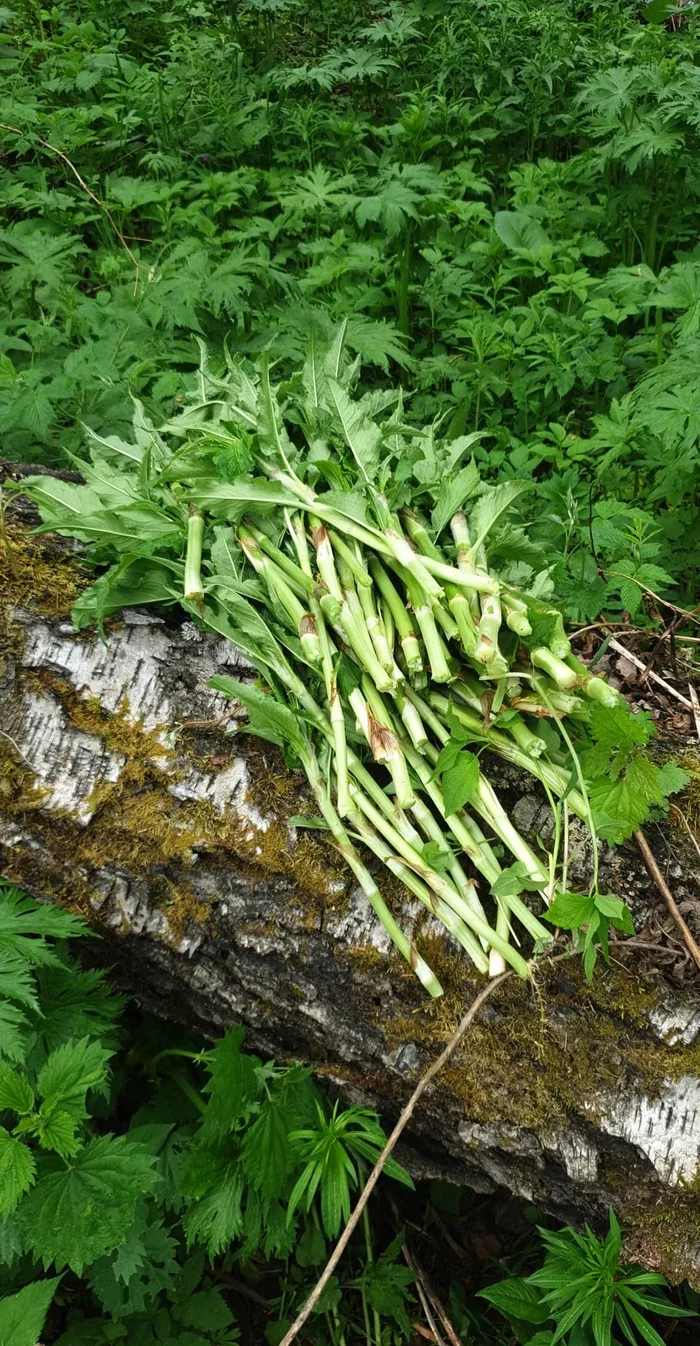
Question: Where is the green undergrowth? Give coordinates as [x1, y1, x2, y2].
[1, 0, 700, 633]
[0, 881, 697, 1346]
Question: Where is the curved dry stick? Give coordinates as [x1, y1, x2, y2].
[0, 122, 141, 282]
[635, 828, 700, 975]
[278, 971, 510, 1346]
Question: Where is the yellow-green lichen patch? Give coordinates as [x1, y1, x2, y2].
[381, 952, 700, 1132]
[0, 524, 86, 623]
[2, 667, 352, 944]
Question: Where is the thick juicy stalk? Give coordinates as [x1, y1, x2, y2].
[355, 562, 401, 677]
[531, 647, 578, 689]
[246, 522, 314, 597]
[349, 811, 489, 974]
[397, 564, 452, 684]
[450, 511, 482, 621]
[502, 592, 532, 637]
[349, 787, 530, 978]
[184, 509, 204, 604]
[428, 693, 588, 820]
[348, 684, 415, 810]
[394, 686, 428, 749]
[400, 513, 478, 655]
[368, 558, 424, 679]
[315, 603, 351, 818]
[301, 755, 443, 998]
[240, 529, 321, 664]
[474, 544, 506, 672]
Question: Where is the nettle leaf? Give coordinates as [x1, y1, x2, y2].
[0, 1128, 36, 1216]
[182, 1159, 245, 1257]
[0, 1066, 34, 1115]
[545, 892, 596, 930]
[441, 751, 480, 816]
[18, 1134, 159, 1273]
[0, 1276, 61, 1346]
[240, 1097, 295, 1200]
[37, 1037, 113, 1121]
[588, 701, 654, 754]
[200, 1026, 260, 1139]
[0, 1006, 28, 1066]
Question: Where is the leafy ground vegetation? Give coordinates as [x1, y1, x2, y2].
[2, 0, 700, 633]
[2, 0, 700, 1341]
[0, 885, 696, 1346]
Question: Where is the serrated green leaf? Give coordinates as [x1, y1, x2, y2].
[477, 1275, 550, 1325]
[545, 892, 597, 930]
[327, 377, 381, 484]
[0, 1067, 34, 1115]
[441, 751, 480, 816]
[430, 462, 481, 536]
[35, 1109, 82, 1158]
[18, 1134, 159, 1273]
[0, 1128, 35, 1215]
[200, 1027, 259, 1139]
[589, 702, 654, 754]
[0, 1005, 28, 1065]
[209, 678, 308, 759]
[240, 1097, 294, 1200]
[37, 1037, 113, 1120]
[470, 480, 533, 551]
[182, 1160, 245, 1256]
[0, 1276, 61, 1346]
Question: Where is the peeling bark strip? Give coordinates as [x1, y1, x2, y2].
[2, 532, 700, 1283]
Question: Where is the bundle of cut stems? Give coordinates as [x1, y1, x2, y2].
[198, 477, 622, 999]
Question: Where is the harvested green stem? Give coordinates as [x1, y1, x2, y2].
[184, 508, 204, 603]
[302, 746, 443, 998]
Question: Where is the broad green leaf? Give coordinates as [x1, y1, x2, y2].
[241, 1098, 294, 1200]
[34, 1110, 82, 1159]
[19, 475, 102, 525]
[441, 751, 480, 816]
[545, 892, 596, 930]
[470, 480, 533, 551]
[189, 479, 299, 518]
[327, 377, 381, 483]
[182, 1161, 245, 1257]
[0, 1128, 35, 1215]
[494, 210, 552, 260]
[478, 1276, 550, 1325]
[43, 502, 182, 552]
[18, 1134, 159, 1273]
[209, 678, 308, 759]
[0, 1005, 28, 1065]
[0, 1276, 61, 1346]
[71, 559, 182, 633]
[431, 462, 481, 535]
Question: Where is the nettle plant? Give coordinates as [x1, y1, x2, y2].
[0, 884, 416, 1346]
[19, 329, 689, 995]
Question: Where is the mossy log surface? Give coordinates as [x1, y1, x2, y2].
[2, 519, 700, 1282]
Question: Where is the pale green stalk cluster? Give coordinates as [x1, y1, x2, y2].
[192, 455, 621, 998]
